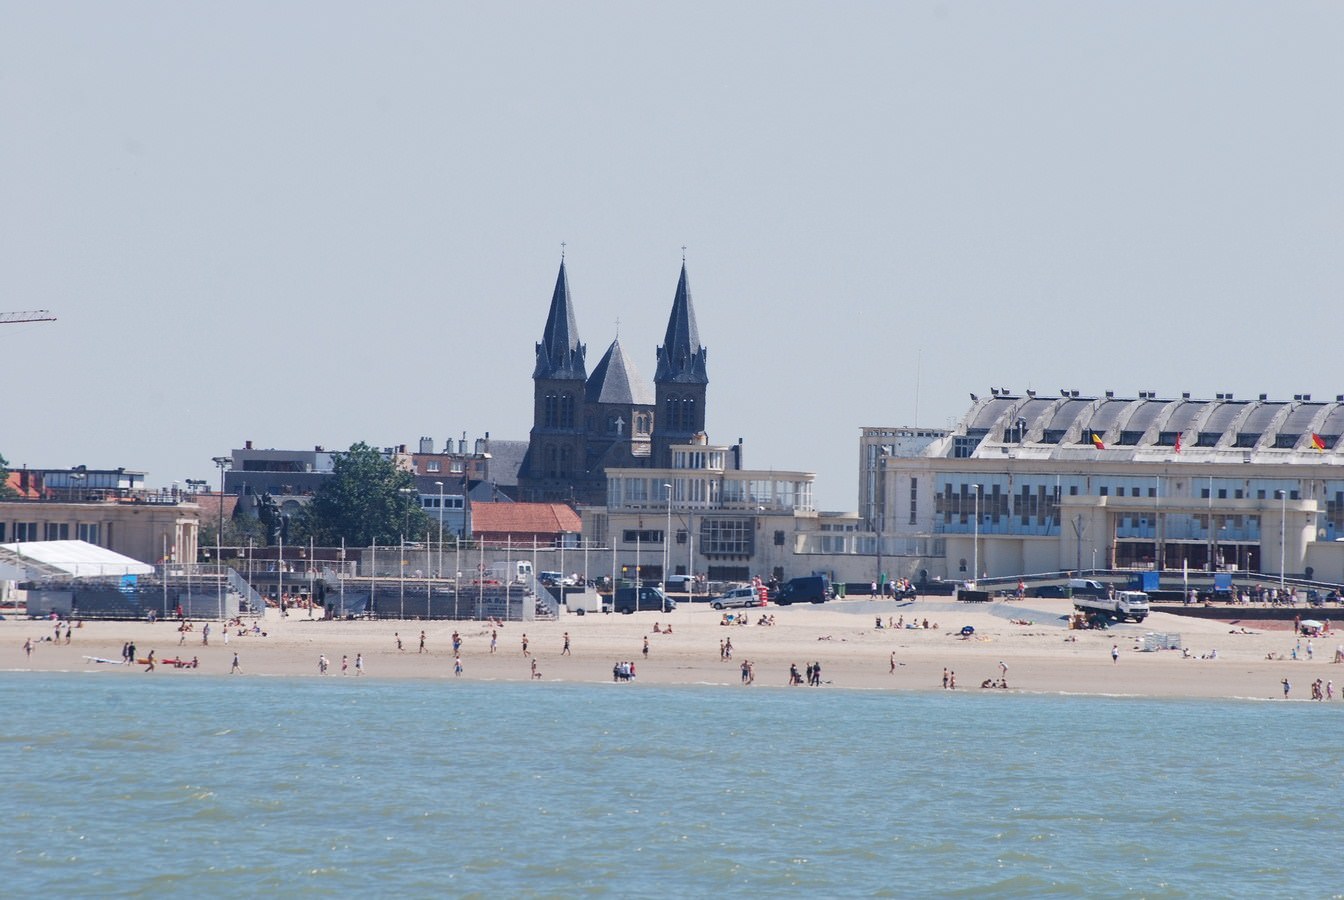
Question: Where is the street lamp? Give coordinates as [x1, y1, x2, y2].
[972, 484, 982, 584]
[663, 483, 673, 589]
[212, 456, 231, 543]
[1277, 489, 1287, 593]
[435, 481, 445, 578]
[69, 471, 86, 501]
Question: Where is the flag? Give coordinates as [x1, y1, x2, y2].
[1090, 431, 1105, 450]
[1174, 432, 1182, 454]
[1311, 432, 1327, 451]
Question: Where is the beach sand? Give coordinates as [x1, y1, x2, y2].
[4, 599, 1340, 701]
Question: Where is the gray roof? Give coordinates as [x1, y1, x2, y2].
[655, 263, 708, 385]
[534, 260, 587, 381]
[587, 338, 654, 406]
[939, 391, 1344, 460]
[484, 439, 529, 487]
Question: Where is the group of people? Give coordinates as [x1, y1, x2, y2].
[612, 660, 637, 681]
[788, 661, 823, 686]
[876, 616, 937, 630]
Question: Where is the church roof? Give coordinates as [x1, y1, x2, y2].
[534, 260, 587, 380]
[587, 338, 654, 406]
[655, 263, 709, 384]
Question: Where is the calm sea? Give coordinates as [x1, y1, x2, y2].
[2, 675, 1340, 897]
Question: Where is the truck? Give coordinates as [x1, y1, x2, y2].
[612, 586, 676, 614]
[1074, 590, 1149, 623]
[774, 575, 830, 605]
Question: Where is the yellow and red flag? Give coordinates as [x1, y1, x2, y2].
[1311, 432, 1327, 451]
[1090, 432, 1105, 450]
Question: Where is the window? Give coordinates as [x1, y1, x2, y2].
[544, 393, 558, 427]
[909, 478, 918, 525]
[699, 518, 754, 556]
[622, 529, 664, 544]
[78, 523, 100, 544]
[450, 460, 464, 474]
[774, 530, 785, 546]
[426, 461, 440, 473]
[45, 523, 70, 540]
[14, 522, 38, 542]
[1099, 487, 1108, 497]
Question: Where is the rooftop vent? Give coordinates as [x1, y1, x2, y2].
[1259, 394, 1268, 401]
[1026, 389, 1036, 397]
[1182, 392, 1191, 399]
[1105, 390, 1114, 398]
[1071, 390, 1080, 398]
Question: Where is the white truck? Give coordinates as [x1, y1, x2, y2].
[1074, 590, 1149, 623]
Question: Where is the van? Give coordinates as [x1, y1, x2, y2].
[487, 561, 533, 584]
[1068, 578, 1109, 598]
[613, 586, 676, 614]
[664, 574, 694, 592]
[774, 575, 831, 605]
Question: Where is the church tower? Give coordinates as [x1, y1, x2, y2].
[652, 262, 709, 467]
[520, 259, 587, 500]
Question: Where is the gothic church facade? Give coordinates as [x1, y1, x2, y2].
[518, 259, 709, 505]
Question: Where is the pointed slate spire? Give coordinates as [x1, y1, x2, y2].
[534, 259, 587, 380]
[655, 262, 708, 384]
[586, 338, 655, 406]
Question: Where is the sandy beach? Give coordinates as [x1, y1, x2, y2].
[4, 598, 1341, 701]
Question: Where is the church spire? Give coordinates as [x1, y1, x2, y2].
[534, 258, 587, 380]
[655, 262, 708, 384]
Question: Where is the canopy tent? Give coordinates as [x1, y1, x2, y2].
[0, 540, 154, 579]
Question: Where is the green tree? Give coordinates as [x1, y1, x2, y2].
[296, 442, 432, 546]
[0, 452, 15, 500]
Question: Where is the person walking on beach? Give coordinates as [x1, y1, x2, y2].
[128, 642, 137, 665]
[144, 650, 156, 672]
[454, 655, 463, 677]
[202, 623, 211, 646]
[318, 654, 328, 675]
[355, 653, 364, 676]
[942, 668, 949, 689]
[24, 637, 33, 659]
[562, 632, 571, 656]
[395, 632, 403, 651]
[531, 659, 541, 679]
[725, 637, 733, 660]
[490, 629, 498, 653]
[521, 634, 530, 657]
[890, 652, 896, 674]
[719, 638, 725, 661]
[999, 661, 1008, 679]
[949, 670, 956, 689]
[643, 636, 649, 659]
[419, 631, 427, 653]
[1111, 645, 1120, 664]
[1282, 677, 1291, 698]
[230, 652, 241, 674]
[341, 654, 349, 675]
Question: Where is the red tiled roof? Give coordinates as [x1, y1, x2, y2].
[471, 502, 581, 535]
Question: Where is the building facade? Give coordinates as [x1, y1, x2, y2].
[867, 390, 1344, 585]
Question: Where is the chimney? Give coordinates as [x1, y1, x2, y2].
[245, 440, 253, 450]
[419, 436, 433, 454]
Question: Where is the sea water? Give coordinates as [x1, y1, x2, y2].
[2, 675, 1340, 897]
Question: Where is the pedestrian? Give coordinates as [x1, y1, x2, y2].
[741, 660, 751, 683]
[24, 637, 33, 659]
[725, 637, 733, 659]
[562, 632, 571, 655]
[1327, 679, 1334, 701]
[128, 642, 137, 664]
[1307, 639, 1314, 660]
[355, 653, 363, 676]
[999, 661, 1008, 679]
[719, 638, 725, 660]
[319, 654, 328, 675]
[454, 655, 463, 676]
[452, 631, 461, 654]
[121, 641, 129, 663]
[144, 650, 156, 672]
[419, 631, 427, 653]
[341, 654, 348, 675]
[1282, 677, 1291, 698]
[490, 629, 498, 653]
[521, 634, 530, 657]
[1111, 645, 1119, 664]
[890, 652, 896, 674]
[202, 623, 210, 646]
[949, 670, 956, 689]
[230, 652, 241, 674]
[643, 636, 649, 658]
[395, 632, 403, 651]
[812, 661, 822, 686]
[531, 659, 541, 679]
[942, 667, 949, 689]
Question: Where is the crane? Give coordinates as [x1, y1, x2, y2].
[1, 310, 57, 324]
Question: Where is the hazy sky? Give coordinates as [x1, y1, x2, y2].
[2, 2, 1340, 510]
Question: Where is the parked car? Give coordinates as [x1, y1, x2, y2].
[711, 586, 764, 610]
[1030, 585, 1069, 598]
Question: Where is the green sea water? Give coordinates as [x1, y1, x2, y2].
[2, 675, 1340, 897]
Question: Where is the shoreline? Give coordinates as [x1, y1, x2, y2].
[4, 599, 1342, 703]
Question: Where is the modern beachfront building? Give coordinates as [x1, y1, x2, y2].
[863, 390, 1344, 585]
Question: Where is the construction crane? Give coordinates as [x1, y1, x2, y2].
[0, 310, 57, 325]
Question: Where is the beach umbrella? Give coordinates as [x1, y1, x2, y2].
[1299, 620, 1323, 630]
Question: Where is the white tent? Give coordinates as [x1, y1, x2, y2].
[0, 540, 153, 579]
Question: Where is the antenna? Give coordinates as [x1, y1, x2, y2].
[0, 310, 57, 325]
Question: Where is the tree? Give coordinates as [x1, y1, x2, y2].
[0, 453, 15, 500]
[296, 442, 433, 546]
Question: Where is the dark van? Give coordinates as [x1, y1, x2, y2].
[613, 586, 676, 614]
[774, 575, 831, 605]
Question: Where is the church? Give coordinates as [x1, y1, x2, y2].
[517, 257, 709, 505]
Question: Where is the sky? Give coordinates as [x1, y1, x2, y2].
[2, 1, 1341, 511]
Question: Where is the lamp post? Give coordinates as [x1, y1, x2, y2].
[972, 484, 982, 584]
[211, 456, 231, 547]
[663, 483, 673, 588]
[435, 481, 444, 578]
[69, 470, 86, 502]
[1277, 489, 1287, 592]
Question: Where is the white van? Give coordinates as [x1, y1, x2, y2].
[487, 560, 534, 584]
